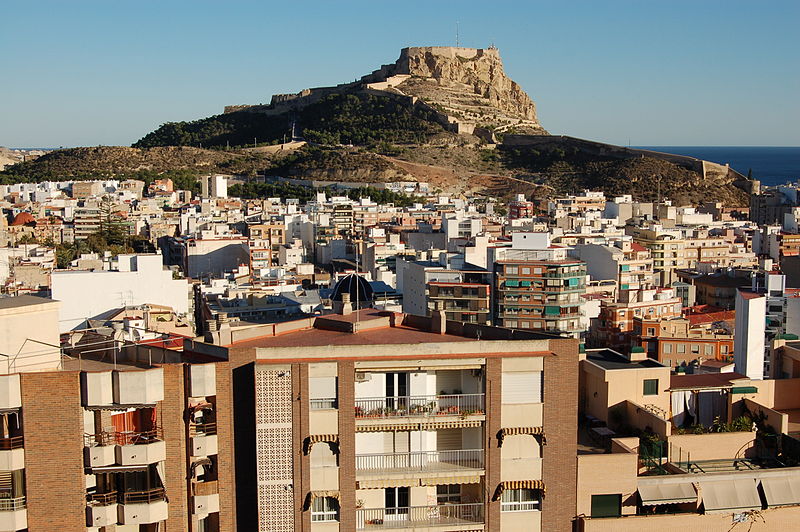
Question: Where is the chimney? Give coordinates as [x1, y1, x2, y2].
[339, 293, 353, 316]
[431, 300, 447, 335]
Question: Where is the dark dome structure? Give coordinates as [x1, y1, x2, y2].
[331, 274, 373, 306]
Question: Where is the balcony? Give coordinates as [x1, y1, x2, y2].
[354, 395, 485, 420]
[0, 496, 26, 531]
[193, 481, 219, 516]
[117, 488, 168, 525]
[356, 449, 484, 476]
[190, 423, 218, 457]
[86, 492, 118, 528]
[116, 429, 166, 465]
[356, 503, 483, 530]
[84, 429, 166, 467]
[0, 437, 24, 471]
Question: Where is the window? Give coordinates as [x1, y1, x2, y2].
[591, 494, 622, 518]
[502, 371, 543, 404]
[522, 267, 531, 274]
[663, 343, 672, 354]
[501, 488, 541, 512]
[643, 379, 659, 396]
[647, 328, 656, 336]
[677, 344, 686, 354]
[691, 344, 700, 354]
[385, 487, 409, 515]
[309, 376, 338, 409]
[437, 484, 461, 504]
[311, 496, 339, 522]
[506, 266, 518, 275]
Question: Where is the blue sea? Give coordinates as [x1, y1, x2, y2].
[637, 146, 799, 187]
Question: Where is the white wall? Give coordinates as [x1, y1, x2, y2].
[52, 254, 190, 332]
[734, 290, 766, 380]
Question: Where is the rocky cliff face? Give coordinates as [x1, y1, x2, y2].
[367, 46, 545, 135]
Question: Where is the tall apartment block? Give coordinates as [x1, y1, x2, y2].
[0, 295, 229, 532]
[192, 305, 580, 532]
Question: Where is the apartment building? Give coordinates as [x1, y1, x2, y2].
[576, 348, 800, 532]
[572, 241, 653, 293]
[248, 223, 287, 278]
[592, 288, 683, 352]
[427, 282, 492, 325]
[631, 316, 734, 367]
[190, 306, 580, 532]
[626, 225, 686, 286]
[0, 295, 230, 531]
[493, 258, 587, 337]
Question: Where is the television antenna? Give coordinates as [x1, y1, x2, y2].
[456, 21, 460, 47]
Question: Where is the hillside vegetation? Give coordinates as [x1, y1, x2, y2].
[134, 93, 447, 149]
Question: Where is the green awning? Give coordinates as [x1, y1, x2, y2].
[506, 280, 519, 287]
[631, 346, 645, 353]
[731, 386, 758, 394]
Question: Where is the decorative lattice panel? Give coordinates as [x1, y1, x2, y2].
[255, 367, 294, 531]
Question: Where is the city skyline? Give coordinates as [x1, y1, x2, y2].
[1, 0, 799, 148]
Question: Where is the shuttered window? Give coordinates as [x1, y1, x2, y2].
[310, 377, 338, 408]
[502, 371, 543, 404]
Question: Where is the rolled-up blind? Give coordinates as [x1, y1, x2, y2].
[502, 372, 543, 404]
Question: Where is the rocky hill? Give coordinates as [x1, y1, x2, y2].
[361, 47, 546, 137]
[0, 46, 754, 206]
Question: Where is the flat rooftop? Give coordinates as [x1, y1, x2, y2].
[0, 295, 58, 309]
[225, 309, 559, 351]
[585, 349, 665, 370]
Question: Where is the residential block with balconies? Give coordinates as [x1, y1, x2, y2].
[493, 259, 587, 337]
[188, 305, 580, 532]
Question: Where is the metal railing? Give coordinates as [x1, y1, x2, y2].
[119, 487, 166, 505]
[88, 491, 118, 506]
[0, 496, 26, 512]
[84, 428, 164, 447]
[356, 449, 483, 471]
[190, 422, 217, 436]
[310, 398, 338, 410]
[354, 394, 485, 419]
[356, 503, 483, 529]
[0, 436, 23, 450]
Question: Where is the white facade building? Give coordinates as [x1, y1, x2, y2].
[51, 254, 190, 332]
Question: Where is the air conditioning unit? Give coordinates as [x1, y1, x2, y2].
[354, 373, 371, 383]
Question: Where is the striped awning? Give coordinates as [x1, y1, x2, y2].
[357, 478, 420, 489]
[304, 434, 339, 455]
[304, 490, 340, 510]
[419, 475, 482, 486]
[493, 480, 546, 500]
[421, 420, 483, 430]
[497, 427, 546, 447]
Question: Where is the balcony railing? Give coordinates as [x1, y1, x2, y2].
[189, 422, 217, 436]
[356, 449, 483, 472]
[310, 398, 338, 410]
[84, 428, 164, 447]
[356, 503, 483, 529]
[354, 394, 485, 419]
[0, 437, 23, 450]
[0, 496, 25, 512]
[88, 491, 118, 506]
[120, 487, 166, 505]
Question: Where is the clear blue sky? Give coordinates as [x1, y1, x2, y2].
[2, 0, 798, 148]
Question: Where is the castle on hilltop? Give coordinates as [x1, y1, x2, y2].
[223, 46, 545, 139]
